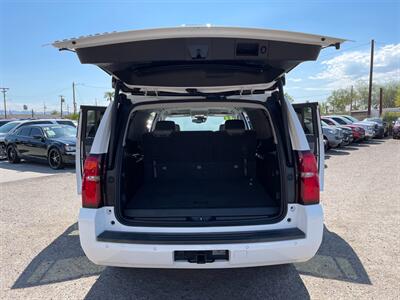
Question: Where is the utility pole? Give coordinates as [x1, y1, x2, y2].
[59, 95, 65, 118]
[367, 39, 375, 117]
[379, 88, 383, 116]
[43, 102, 47, 116]
[72, 82, 77, 115]
[350, 85, 354, 112]
[31, 109, 34, 118]
[1, 87, 9, 119]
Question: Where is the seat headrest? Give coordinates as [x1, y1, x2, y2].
[219, 124, 225, 131]
[153, 121, 176, 137]
[224, 120, 245, 135]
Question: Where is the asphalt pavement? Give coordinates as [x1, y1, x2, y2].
[0, 138, 399, 299]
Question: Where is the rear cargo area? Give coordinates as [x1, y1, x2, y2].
[119, 106, 283, 223]
[128, 179, 271, 210]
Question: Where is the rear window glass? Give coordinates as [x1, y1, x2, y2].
[125, 105, 273, 143]
[296, 107, 315, 134]
[165, 115, 234, 131]
[0, 122, 20, 133]
[86, 110, 104, 138]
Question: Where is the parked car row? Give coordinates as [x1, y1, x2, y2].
[320, 115, 392, 151]
[0, 118, 76, 169]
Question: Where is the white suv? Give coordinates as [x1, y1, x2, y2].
[54, 26, 344, 268]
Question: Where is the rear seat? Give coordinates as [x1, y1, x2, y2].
[142, 121, 177, 180]
[213, 120, 256, 178]
[143, 119, 257, 181]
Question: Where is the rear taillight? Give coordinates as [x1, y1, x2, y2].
[297, 151, 320, 205]
[82, 154, 104, 208]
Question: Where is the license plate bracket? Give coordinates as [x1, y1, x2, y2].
[174, 250, 229, 264]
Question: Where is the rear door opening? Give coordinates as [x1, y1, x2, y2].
[68, 27, 337, 227]
[116, 101, 286, 225]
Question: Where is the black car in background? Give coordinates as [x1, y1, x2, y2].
[0, 119, 76, 159]
[5, 124, 76, 169]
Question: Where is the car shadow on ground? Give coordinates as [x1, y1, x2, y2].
[12, 224, 104, 289]
[12, 224, 371, 299]
[0, 159, 74, 174]
[351, 143, 370, 148]
[341, 146, 359, 151]
[326, 149, 350, 156]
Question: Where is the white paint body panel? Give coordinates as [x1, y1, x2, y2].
[53, 26, 345, 50]
[75, 112, 83, 194]
[77, 97, 324, 268]
[71, 26, 330, 269]
[285, 99, 325, 189]
[78, 204, 323, 268]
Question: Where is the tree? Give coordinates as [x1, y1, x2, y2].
[325, 81, 400, 112]
[67, 113, 79, 120]
[104, 91, 114, 102]
[395, 86, 400, 107]
[319, 102, 329, 115]
[381, 82, 399, 108]
[327, 88, 352, 113]
[51, 110, 58, 116]
[23, 105, 28, 111]
[284, 93, 294, 102]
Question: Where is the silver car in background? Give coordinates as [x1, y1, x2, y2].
[328, 115, 375, 139]
[321, 120, 343, 149]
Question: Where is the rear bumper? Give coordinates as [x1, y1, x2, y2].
[78, 204, 323, 268]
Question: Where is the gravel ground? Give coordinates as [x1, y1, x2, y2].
[0, 138, 399, 299]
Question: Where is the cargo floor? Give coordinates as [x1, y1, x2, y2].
[125, 179, 277, 210]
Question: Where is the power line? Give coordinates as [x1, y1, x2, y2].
[374, 40, 400, 46]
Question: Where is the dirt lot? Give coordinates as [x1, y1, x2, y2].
[0, 138, 399, 299]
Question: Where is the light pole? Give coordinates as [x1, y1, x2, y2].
[1, 87, 9, 118]
[59, 95, 65, 118]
